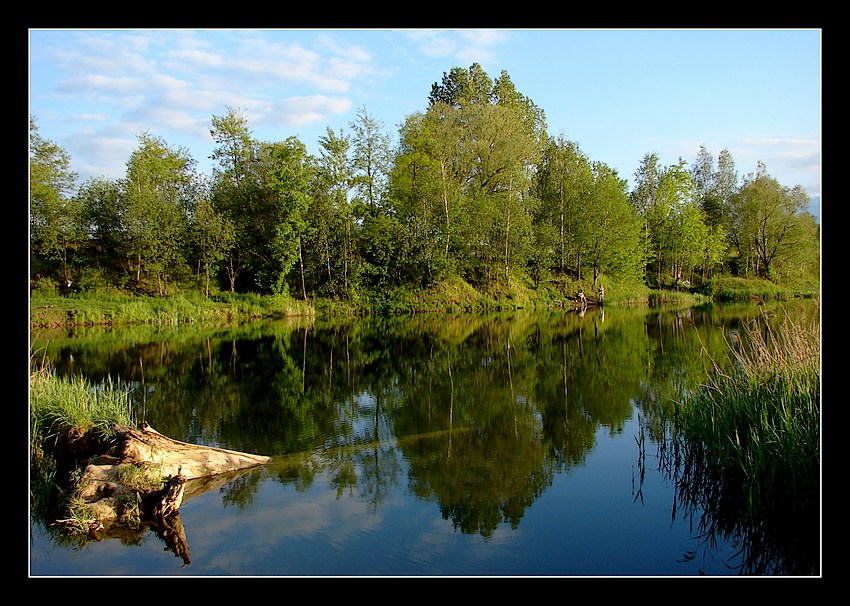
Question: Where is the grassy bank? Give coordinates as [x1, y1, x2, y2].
[30, 274, 817, 328]
[30, 356, 140, 529]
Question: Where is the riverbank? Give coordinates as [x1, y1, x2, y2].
[29, 275, 815, 329]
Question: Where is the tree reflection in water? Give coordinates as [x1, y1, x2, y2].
[31, 300, 819, 575]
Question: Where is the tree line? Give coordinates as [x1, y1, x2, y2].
[29, 63, 820, 301]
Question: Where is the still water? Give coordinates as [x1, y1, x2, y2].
[29, 301, 820, 576]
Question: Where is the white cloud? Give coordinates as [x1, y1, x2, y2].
[255, 95, 353, 129]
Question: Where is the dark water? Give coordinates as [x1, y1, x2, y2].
[28, 301, 820, 576]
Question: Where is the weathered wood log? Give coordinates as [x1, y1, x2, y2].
[118, 422, 271, 480]
[59, 423, 271, 540]
[148, 466, 188, 521]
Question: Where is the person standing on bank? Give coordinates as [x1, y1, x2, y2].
[598, 285, 605, 304]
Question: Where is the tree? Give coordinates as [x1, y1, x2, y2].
[691, 144, 738, 241]
[428, 63, 493, 108]
[714, 148, 739, 228]
[492, 70, 547, 146]
[629, 153, 663, 285]
[582, 162, 643, 285]
[311, 127, 356, 296]
[349, 106, 392, 216]
[266, 137, 312, 297]
[690, 144, 720, 227]
[190, 196, 235, 297]
[209, 106, 255, 187]
[209, 107, 257, 292]
[466, 102, 540, 283]
[653, 159, 697, 285]
[534, 136, 594, 276]
[730, 164, 816, 282]
[386, 111, 450, 286]
[123, 132, 198, 295]
[30, 116, 81, 285]
[214, 137, 314, 296]
[387, 104, 476, 285]
[417, 66, 545, 286]
[77, 177, 124, 278]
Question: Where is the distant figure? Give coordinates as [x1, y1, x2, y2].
[598, 285, 605, 304]
[577, 289, 587, 306]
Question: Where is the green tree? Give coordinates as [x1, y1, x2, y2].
[583, 162, 643, 285]
[629, 153, 663, 285]
[690, 145, 738, 271]
[209, 107, 257, 292]
[191, 195, 235, 297]
[640, 158, 696, 286]
[360, 212, 408, 290]
[349, 106, 392, 216]
[385, 111, 450, 286]
[418, 65, 545, 286]
[76, 177, 124, 282]
[428, 63, 493, 107]
[210, 106, 254, 187]
[29, 116, 81, 285]
[310, 128, 357, 296]
[266, 137, 313, 297]
[730, 164, 816, 282]
[714, 148, 739, 229]
[389, 106, 470, 282]
[534, 136, 594, 276]
[466, 102, 541, 284]
[123, 131, 198, 295]
[691, 144, 721, 228]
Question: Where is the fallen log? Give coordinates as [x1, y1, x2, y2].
[54, 422, 271, 543]
[119, 422, 271, 480]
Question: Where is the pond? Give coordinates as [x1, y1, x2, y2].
[28, 300, 821, 577]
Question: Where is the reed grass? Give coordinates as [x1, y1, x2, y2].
[29, 357, 137, 450]
[680, 309, 819, 489]
[30, 353, 143, 534]
[665, 306, 820, 574]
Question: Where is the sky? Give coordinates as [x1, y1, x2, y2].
[28, 28, 822, 220]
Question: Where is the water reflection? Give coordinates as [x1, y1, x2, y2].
[30, 300, 819, 575]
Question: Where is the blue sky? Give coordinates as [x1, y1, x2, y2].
[28, 28, 821, 219]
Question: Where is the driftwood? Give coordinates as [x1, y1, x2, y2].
[118, 422, 271, 480]
[55, 422, 271, 556]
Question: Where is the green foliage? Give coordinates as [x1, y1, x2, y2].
[29, 67, 819, 308]
[695, 276, 794, 301]
[29, 361, 136, 446]
[730, 168, 819, 283]
[670, 310, 820, 530]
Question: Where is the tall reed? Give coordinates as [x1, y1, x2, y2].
[680, 308, 820, 500]
[30, 361, 137, 449]
[667, 305, 820, 574]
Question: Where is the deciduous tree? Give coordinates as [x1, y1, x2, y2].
[29, 116, 81, 285]
[123, 132, 198, 295]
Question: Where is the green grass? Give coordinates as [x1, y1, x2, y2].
[30, 363, 137, 447]
[30, 289, 316, 327]
[674, 309, 820, 496]
[663, 306, 820, 574]
[30, 354, 142, 534]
